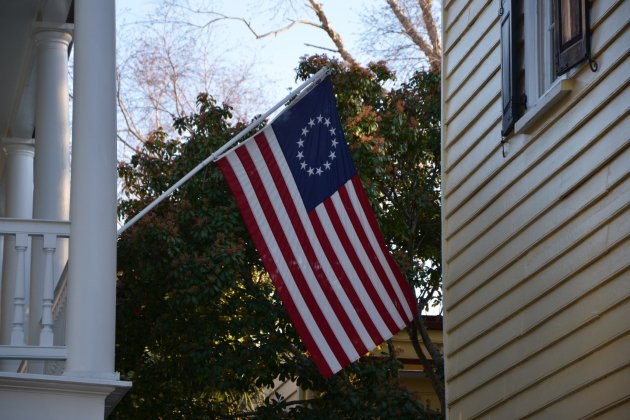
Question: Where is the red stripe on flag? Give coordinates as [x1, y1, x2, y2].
[338, 183, 409, 325]
[216, 156, 334, 377]
[350, 177, 417, 320]
[254, 133, 369, 356]
[321, 196, 400, 333]
[307, 211, 384, 346]
[234, 141, 352, 370]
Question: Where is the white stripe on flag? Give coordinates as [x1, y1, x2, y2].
[330, 191, 406, 328]
[245, 137, 360, 362]
[225, 150, 342, 374]
[264, 127, 376, 351]
[313, 203, 393, 339]
[345, 181, 414, 321]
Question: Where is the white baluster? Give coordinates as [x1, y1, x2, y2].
[11, 233, 28, 345]
[40, 234, 57, 347]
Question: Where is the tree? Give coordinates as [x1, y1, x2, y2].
[160, 0, 441, 74]
[114, 56, 442, 418]
[116, 1, 270, 159]
[360, 0, 441, 74]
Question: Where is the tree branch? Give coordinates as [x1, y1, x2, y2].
[307, 0, 360, 68]
[386, 0, 440, 71]
[418, 0, 441, 61]
[304, 43, 338, 53]
[116, 72, 147, 144]
[409, 317, 445, 413]
[117, 133, 138, 151]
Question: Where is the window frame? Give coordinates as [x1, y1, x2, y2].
[500, 0, 590, 136]
[516, 0, 573, 134]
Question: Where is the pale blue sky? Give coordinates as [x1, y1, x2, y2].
[116, 0, 369, 100]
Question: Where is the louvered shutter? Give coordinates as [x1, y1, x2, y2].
[500, 0, 519, 136]
[555, 0, 588, 76]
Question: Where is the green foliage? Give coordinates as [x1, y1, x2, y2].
[114, 57, 441, 418]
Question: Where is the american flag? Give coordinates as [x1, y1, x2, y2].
[216, 76, 417, 377]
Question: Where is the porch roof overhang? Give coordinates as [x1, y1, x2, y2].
[0, 0, 73, 142]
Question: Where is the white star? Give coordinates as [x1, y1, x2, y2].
[301, 127, 309, 136]
[329, 127, 336, 136]
[316, 114, 324, 123]
[307, 168, 315, 176]
[323, 161, 331, 170]
[324, 117, 331, 126]
[331, 139, 338, 148]
[316, 167, 323, 175]
[308, 118, 315, 127]
[300, 162, 308, 170]
[297, 139, 304, 147]
[296, 151, 304, 159]
[329, 151, 336, 160]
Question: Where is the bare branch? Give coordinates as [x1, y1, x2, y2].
[116, 72, 147, 144]
[117, 133, 138, 151]
[307, 0, 360, 67]
[417, 0, 441, 59]
[235, 17, 320, 39]
[385, 0, 440, 71]
[304, 43, 338, 53]
[199, 2, 360, 67]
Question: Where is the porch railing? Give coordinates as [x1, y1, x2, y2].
[0, 218, 69, 365]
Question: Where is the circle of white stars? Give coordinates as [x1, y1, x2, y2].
[296, 114, 339, 176]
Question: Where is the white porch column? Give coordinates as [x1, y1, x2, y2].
[29, 27, 72, 355]
[0, 138, 34, 371]
[65, 0, 118, 379]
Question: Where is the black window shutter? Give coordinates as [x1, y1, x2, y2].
[555, 0, 588, 75]
[500, 0, 519, 136]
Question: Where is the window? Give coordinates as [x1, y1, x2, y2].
[500, 0, 589, 136]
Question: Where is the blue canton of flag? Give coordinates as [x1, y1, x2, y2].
[274, 77, 357, 211]
[217, 75, 417, 377]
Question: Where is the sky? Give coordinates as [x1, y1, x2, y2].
[116, 0, 370, 103]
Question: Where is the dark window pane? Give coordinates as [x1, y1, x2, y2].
[560, 0, 581, 46]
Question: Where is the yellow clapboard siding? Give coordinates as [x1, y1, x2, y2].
[445, 155, 630, 317]
[467, 332, 630, 419]
[444, 21, 498, 103]
[443, 0, 493, 55]
[522, 365, 630, 419]
[443, 46, 499, 127]
[444, 4, 498, 79]
[585, 397, 630, 420]
[446, 173, 630, 343]
[447, 254, 630, 382]
[446, 102, 629, 292]
[448, 300, 630, 416]
[444, 72, 501, 156]
[443, 7, 628, 216]
[441, 0, 630, 416]
[444, 40, 629, 241]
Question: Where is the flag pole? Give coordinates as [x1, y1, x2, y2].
[117, 67, 330, 235]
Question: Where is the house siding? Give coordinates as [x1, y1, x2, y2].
[441, 0, 630, 418]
